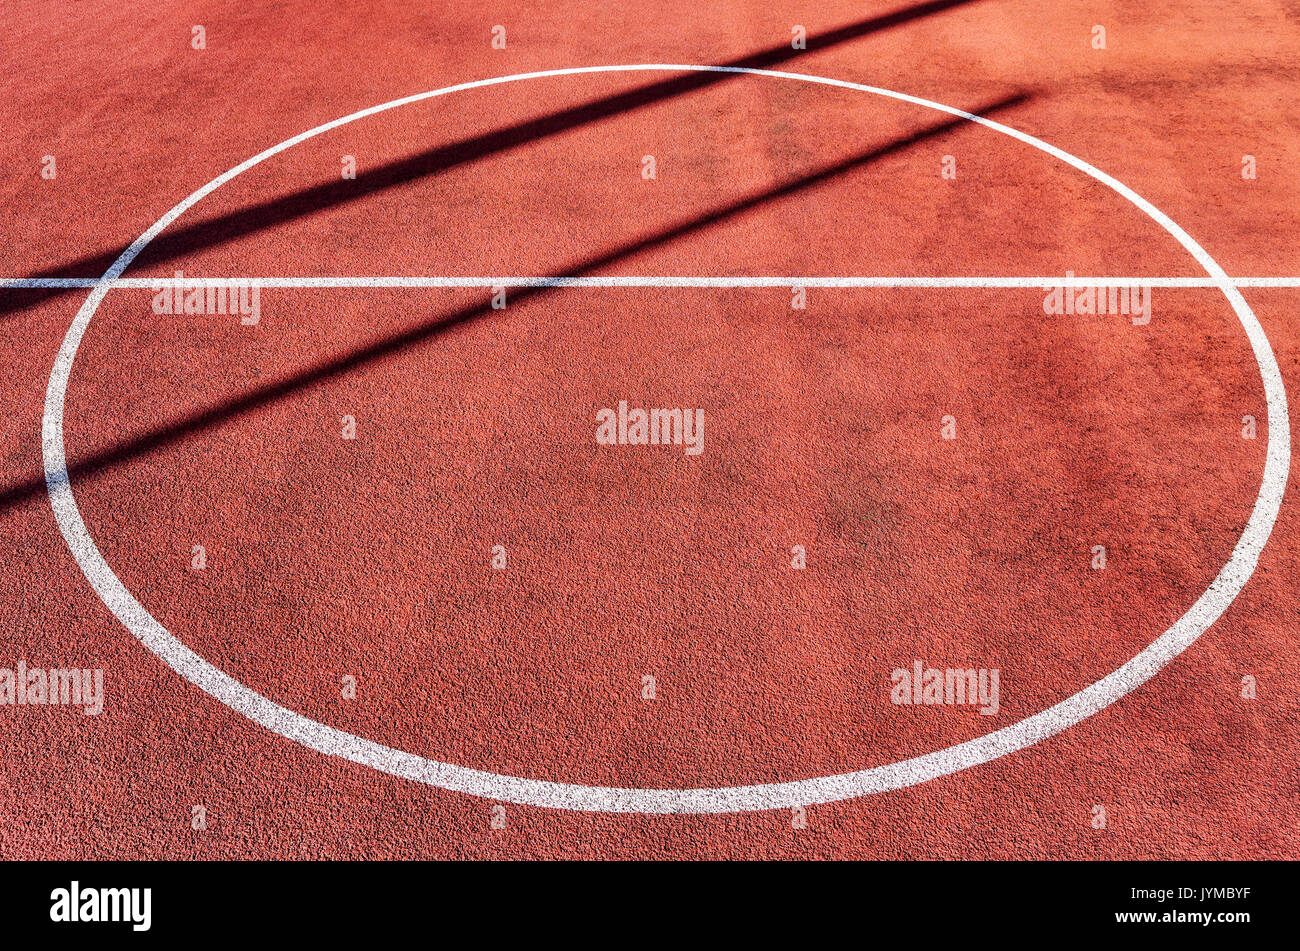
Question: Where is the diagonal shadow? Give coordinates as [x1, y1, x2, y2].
[0, 92, 1029, 514]
[1, 0, 985, 318]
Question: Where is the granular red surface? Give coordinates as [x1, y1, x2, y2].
[1, 0, 1298, 858]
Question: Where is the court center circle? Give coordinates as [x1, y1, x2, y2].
[44, 65, 1290, 813]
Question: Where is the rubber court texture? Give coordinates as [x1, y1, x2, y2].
[2, 0, 1299, 857]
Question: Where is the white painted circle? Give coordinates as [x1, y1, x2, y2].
[45, 65, 1290, 813]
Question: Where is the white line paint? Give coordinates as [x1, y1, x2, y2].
[9, 275, 1300, 289]
[44, 65, 1290, 813]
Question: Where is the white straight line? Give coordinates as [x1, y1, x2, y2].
[7, 275, 1300, 289]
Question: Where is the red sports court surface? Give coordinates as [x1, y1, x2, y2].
[1, 0, 1298, 857]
